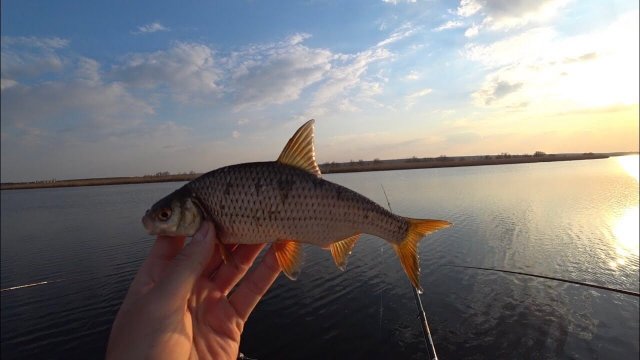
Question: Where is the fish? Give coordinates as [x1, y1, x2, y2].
[142, 120, 451, 292]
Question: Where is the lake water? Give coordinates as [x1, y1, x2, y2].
[1, 156, 639, 359]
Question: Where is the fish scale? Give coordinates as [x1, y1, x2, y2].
[187, 162, 408, 247]
[142, 119, 451, 291]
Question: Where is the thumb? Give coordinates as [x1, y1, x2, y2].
[158, 222, 217, 297]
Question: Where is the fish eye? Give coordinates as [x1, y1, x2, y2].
[158, 208, 172, 221]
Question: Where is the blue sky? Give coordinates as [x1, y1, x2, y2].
[1, 0, 638, 182]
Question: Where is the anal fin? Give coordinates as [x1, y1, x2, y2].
[273, 240, 304, 280]
[330, 234, 360, 271]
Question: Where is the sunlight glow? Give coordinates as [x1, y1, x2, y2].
[617, 155, 639, 181]
[613, 206, 640, 257]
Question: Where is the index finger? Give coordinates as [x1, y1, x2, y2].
[128, 235, 186, 297]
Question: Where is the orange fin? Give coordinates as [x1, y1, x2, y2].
[273, 240, 304, 280]
[330, 234, 360, 271]
[392, 218, 451, 293]
[277, 119, 321, 177]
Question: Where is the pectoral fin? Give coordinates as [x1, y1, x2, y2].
[330, 234, 360, 271]
[273, 240, 304, 280]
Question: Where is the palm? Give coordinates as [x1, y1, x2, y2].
[107, 224, 281, 360]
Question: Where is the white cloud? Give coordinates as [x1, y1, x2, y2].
[133, 22, 170, 34]
[311, 48, 392, 109]
[455, 0, 569, 33]
[232, 130, 241, 139]
[113, 42, 221, 102]
[457, 0, 482, 17]
[1, 36, 68, 79]
[464, 24, 480, 37]
[467, 11, 639, 109]
[434, 20, 465, 32]
[75, 57, 101, 85]
[404, 70, 421, 81]
[405, 87, 432, 109]
[377, 23, 420, 47]
[464, 27, 556, 67]
[229, 34, 332, 110]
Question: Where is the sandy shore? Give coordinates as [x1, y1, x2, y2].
[0, 153, 615, 190]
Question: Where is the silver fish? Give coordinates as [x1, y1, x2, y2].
[142, 120, 451, 291]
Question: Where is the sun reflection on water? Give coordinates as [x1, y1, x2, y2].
[617, 154, 639, 181]
[613, 206, 639, 260]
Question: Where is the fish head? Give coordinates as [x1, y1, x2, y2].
[142, 189, 203, 236]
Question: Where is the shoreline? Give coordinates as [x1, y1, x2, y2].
[0, 152, 628, 190]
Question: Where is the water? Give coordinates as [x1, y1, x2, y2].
[1, 156, 638, 359]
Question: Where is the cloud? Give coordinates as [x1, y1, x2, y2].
[133, 22, 169, 34]
[563, 52, 598, 64]
[405, 87, 433, 108]
[473, 79, 523, 105]
[455, 0, 569, 35]
[310, 47, 392, 110]
[112, 42, 221, 102]
[1, 80, 153, 131]
[433, 20, 465, 32]
[464, 24, 480, 37]
[404, 70, 421, 81]
[377, 23, 420, 47]
[229, 34, 332, 110]
[1, 36, 69, 79]
[1, 36, 69, 49]
[457, 0, 482, 17]
[382, 0, 417, 4]
[467, 11, 639, 109]
[1, 79, 17, 91]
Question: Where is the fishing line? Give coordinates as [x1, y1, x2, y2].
[442, 264, 640, 297]
[1, 279, 66, 292]
[381, 185, 439, 360]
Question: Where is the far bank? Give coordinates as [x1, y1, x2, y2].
[0, 152, 623, 190]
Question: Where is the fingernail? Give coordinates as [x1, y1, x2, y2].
[192, 222, 211, 243]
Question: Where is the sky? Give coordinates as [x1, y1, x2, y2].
[1, 0, 638, 182]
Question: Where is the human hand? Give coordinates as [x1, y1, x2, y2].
[107, 222, 281, 360]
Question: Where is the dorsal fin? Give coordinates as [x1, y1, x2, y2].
[277, 119, 321, 177]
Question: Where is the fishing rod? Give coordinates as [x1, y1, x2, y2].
[443, 265, 640, 297]
[381, 185, 438, 360]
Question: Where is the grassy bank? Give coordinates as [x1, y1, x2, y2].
[0, 152, 614, 190]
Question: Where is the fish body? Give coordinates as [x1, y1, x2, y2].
[143, 120, 451, 291]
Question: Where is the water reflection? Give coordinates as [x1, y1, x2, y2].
[613, 206, 640, 258]
[617, 154, 639, 181]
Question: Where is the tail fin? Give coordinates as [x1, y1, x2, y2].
[392, 218, 451, 293]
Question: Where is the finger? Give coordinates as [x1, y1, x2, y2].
[150, 235, 187, 262]
[140, 235, 186, 270]
[203, 244, 238, 280]
[157, 222, 217, 298]
[229, 245, 281, 321]
[131, 235, 186, 291]
[210, 244, 266, 294]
